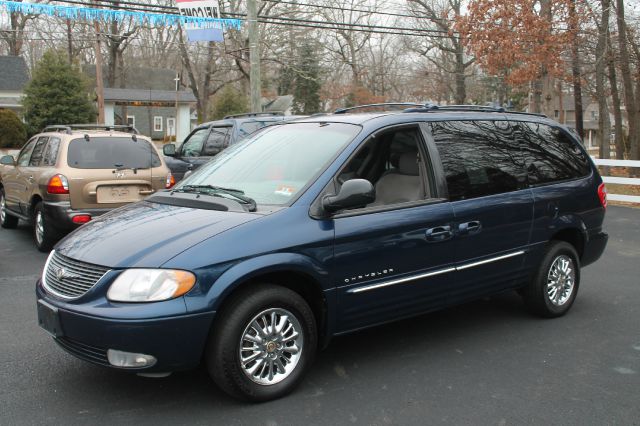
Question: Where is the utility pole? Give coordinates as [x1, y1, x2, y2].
[93, 0, 105, 123]
[247, 0, 261, 112]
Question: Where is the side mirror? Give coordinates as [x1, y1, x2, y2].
[0, 155, 15, 166]
[163, 144, 176, 156]
[322, 179, 375, 214]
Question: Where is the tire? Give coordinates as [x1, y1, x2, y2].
[33, 202, 58, 252]
[207, 284, 317, 401]
[522, 241, 581, 318]
[0, 189, 19, 229]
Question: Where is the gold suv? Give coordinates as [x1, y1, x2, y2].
[0, 125, 173, 251]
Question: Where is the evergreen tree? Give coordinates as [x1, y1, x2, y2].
[277, 65, 296, 96]
[22, 50, 96, 135]
[0, 109, 27, 148]
[293, 42, 321, 115]
[210, 85, 249, 120]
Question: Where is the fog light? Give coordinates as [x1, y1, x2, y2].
[107, 349, 157, 368]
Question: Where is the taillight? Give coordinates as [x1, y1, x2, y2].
[598, 183, 607, 209]
[71, 215, 91, 224]
[47, 174, 69, 194]
[165, 172, 176, 189]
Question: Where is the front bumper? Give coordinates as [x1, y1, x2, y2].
[43, 201, 112, 233]
[582, 231, 608, 267]
[36, 282, 215, 372]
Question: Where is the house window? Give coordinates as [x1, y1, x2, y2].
[554, 110, 559, 118]
[153, 116, 163, 132]
[126, 115, 135, 127]
[591, 110, 598, 120]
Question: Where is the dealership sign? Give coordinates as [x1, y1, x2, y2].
[176, 0, 224, 42]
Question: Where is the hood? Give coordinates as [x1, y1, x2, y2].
[54, 201, 261, 267]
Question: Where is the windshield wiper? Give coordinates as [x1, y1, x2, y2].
[175, 185, 257, 212]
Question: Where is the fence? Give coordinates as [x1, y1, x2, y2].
[592, 158, 640, 204]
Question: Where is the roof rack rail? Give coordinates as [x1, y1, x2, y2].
[67, 124, 140, 134]
[334, 103, 426, 114]
[223, 111, 285, 119]
[402, 104, 547, 118]
[42, 125, 72, 134]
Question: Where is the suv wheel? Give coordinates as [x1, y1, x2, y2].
[207, 284, 317, 401]
[33, 202, 57, 252]
[522, 241, 580, 318]
[0, 189, 19, 229]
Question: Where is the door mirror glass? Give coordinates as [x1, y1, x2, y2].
[163, 144, 176, 156]
[0, 155, 15, 166]
[323, 179, 375, 214]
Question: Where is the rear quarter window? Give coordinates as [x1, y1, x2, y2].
[67, 137, 161, 169]
[517, 122, 591, 185]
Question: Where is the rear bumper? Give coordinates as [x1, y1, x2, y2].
[582, 231, 608, 267]
[43, 201, 111, 232]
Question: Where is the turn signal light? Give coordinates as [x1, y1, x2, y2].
[598, 183, 607, 209]
[71, 215, 92, 224]
[47, 174, 69, 194]
[165, 172, 176, 189]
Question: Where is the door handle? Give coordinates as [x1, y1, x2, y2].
[425, 225, 453, 242]
[458, 220, 482, 235]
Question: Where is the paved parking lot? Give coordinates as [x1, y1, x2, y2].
[1, 206, 639, 425]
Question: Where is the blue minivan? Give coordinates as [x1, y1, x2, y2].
[36, 105, 608, 401]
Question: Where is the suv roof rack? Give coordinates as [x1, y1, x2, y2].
[334, 103, 426, 114]
[401, 103, 547, 117]
[43, 124, 139, 134]
[223, 112, 285, 119]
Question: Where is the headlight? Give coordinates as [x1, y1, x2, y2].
[107, 269, 196, 302]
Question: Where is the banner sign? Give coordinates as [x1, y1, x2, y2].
[0, 0, 241, 30]
[176, 0, 224, 42]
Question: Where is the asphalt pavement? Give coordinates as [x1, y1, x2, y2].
[1, 206, 638, 425]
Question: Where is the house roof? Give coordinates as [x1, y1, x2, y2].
[0, 56, 29, 91]
[103, 88, 197, 103]
[83, 65, 179, 91]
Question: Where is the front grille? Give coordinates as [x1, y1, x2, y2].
[43, 251, 110, 299]
[54, 336, 110, 366]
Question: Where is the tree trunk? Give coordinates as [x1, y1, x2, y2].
[569, 0, 584, 139]
[595, 0, 611, 159]
[615, 0, 639, 160]
[177, 27, 203, 122]
[607, 31, 626, 159]
[66, 20, 73, 64]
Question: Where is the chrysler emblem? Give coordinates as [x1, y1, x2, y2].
[55, 267, 67, 281]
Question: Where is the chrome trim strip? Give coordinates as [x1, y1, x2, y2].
[347, 250, 526, 294]
[348, 267, 456, 294]
[455, 250, 525, 271]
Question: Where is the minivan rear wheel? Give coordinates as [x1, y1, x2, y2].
[206, 284, 317, 401]
[33, 202, 57, 252]
[0, 189, 19, 229]
[522, 241, 580, 318]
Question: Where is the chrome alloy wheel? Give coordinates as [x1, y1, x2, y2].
[546, 255, 575, 306]
[0, 194, 6, 223]
[35, 210, 44, 246]
[239, 308, 304, 385]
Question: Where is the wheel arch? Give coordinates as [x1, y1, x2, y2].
[549, 224, 586, 260]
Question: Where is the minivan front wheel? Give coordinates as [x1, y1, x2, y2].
[523, 241, 580, 318]
[207, 284, 317, 401]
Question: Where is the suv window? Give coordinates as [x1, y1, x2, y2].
[202, 127, 231, 156]
[67, 137, 161, 169]
[17, 138, 37, 166]
[29, 136, 49, 166]
[180, 128, 209, 157]
[339, 126, 428, 208]
[518, 122, 591, 185]
[431, 121, 526, 201]
[42, 137, 61, 166]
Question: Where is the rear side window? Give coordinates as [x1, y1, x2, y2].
[67, 137, 161, 169]
[29, 136, 49, 166]
[202, 127, 231, 156]
[431, 121, 526, 201]
[517, 123, 591, 185]
[42, 137, 60, 166]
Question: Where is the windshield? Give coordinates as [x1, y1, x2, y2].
[176, 122, 360, 206]
[67, 137, 161, 169]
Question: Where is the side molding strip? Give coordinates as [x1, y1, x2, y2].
[347, 250, 526, 294]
